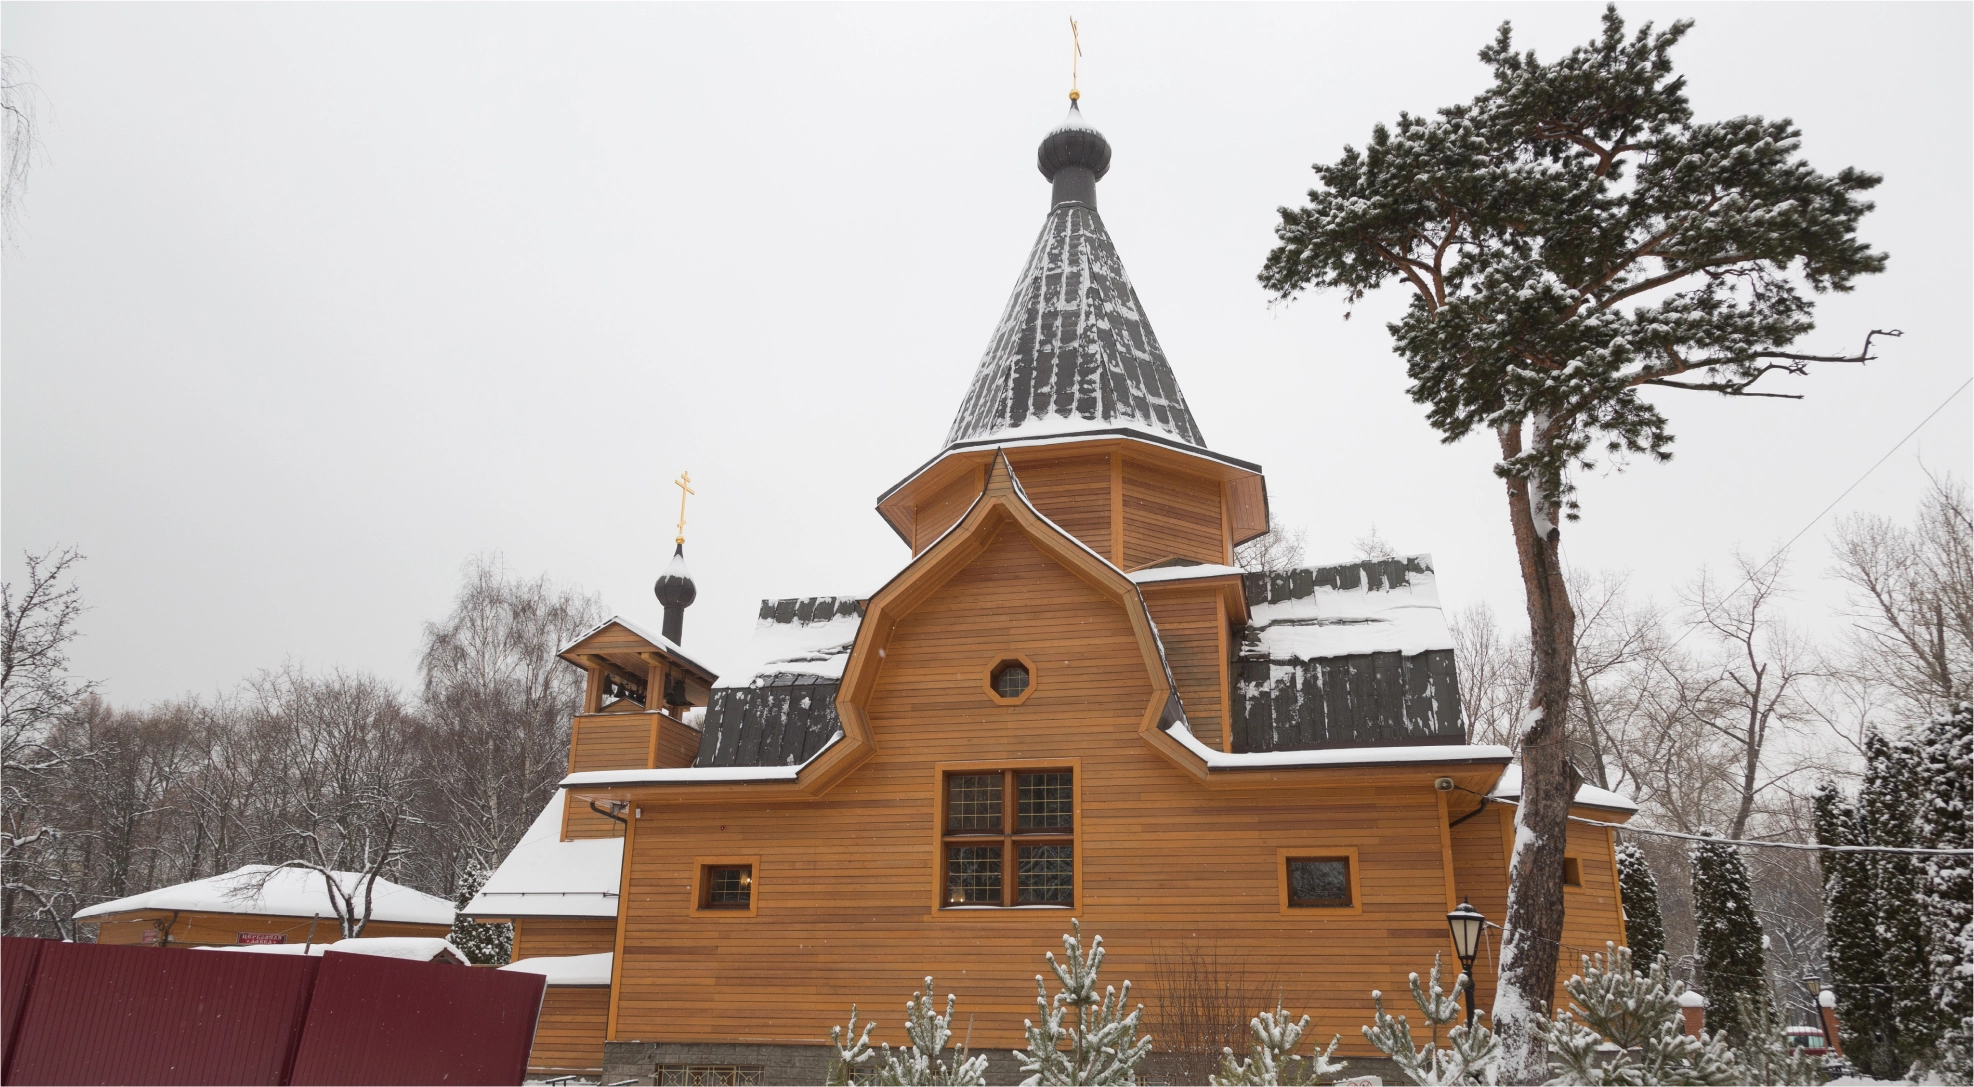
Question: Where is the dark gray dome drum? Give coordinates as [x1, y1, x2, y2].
[654, 542, 696, 645]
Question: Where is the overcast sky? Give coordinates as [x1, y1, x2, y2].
[4, 3, 1969, 707]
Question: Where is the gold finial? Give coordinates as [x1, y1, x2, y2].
[673, 471, 695, 545]
[1068, 17, 1082, 101]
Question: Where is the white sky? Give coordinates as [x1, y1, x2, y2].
[4, 3, 1969, 707]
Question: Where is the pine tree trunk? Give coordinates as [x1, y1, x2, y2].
[1491, 424, 1577, 1084]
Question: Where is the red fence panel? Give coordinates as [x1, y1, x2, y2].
[5, 943, 318, 1086]
[287, 950, 545, 1086]
[2, 936, 50, 1074]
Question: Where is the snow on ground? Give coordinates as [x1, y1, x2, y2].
[73, 864, 454, 925]
[464, 797, 622, 919]
[502, 951, 613, 986]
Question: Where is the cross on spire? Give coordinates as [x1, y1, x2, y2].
[1069, 17, 1082, 101]
[674, 471, 694, 545]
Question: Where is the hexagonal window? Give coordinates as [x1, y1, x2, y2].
[991, 660, 1030, 700]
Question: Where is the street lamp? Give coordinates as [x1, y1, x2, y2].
[1446, 900, 1486, 1028]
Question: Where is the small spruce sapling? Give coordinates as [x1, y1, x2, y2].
[1359, 953, 1499, 1086]
[1532, 943, 1738, 1086]
[1015, 920, 1154, 1086]
[827, 981, 988, 1087]
[1210, 1001, 1346, 1086]
[447, 866, 512, 965]
[1721, 993, 1821, 1087]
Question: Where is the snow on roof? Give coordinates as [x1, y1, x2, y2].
[501, 951, 613, 987]
[202, 937, 468, 964]
[560, 615, 718, 681]
[716, 603, 864, 687]
[73, 865, 454, 925]
[1129, 563, 1245, 586]
[463, 797, 621, 920]
[1246, 555, 1454, 659]
[565, 733, 843, 787]
[1488, 765, 1640, 813]
[1165, 721, 1511, 770]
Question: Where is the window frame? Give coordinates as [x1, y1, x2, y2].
[1277, 846, 1363, 916]
[690, 855, 761, 917]
[981, 653, 1039, 707]
[931, 758, 1080, 913]
[1562, 855, 1584, 890]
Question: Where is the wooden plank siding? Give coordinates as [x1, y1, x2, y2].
[1139, 585, 1225, 750]
[514, 916, 617, 960]
[564, 792, 631, 841]
[911, 471, 981, 554]
[89, 913, 447, 948]
[1004, 450, 1113, 559]
[527, 987, 611, 1076]
[607, 522, 1574, 1057]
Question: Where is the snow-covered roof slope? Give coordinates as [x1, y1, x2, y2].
[559, 614, 717, 680]
[943, 200, 1205, 452]
[1129, 563, 1245, 586]
[202, 937, 469, 964]
[1489, 764, 1639, 813]
[502, 951, 613, 986]
[716, 597, 864, 687]
[1166, 721, 1510, 769]
[73, 865, 454, 925]
[463, 797, 622, 920]
[1244, 555, 1453, 660]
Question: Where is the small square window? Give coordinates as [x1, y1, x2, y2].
[1562, 857, 1583, 887]
[947, 774, 1003, 831]
[703, 865, 752, 909]
[1017, 773, 1073, 830]
[1287, 857, 1352, 908]
[1016, 845, 1074, 903]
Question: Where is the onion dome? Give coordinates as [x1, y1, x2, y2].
[654, 543, 696, 645]
[1037, 101, 1112, 195]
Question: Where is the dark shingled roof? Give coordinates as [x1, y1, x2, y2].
[943, 123, 1206, 450]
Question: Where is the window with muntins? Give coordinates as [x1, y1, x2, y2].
[702, 865, 752, 909]
[942, 769, 1073, 907]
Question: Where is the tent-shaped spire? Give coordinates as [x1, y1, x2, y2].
[943, 102, 1206, 451]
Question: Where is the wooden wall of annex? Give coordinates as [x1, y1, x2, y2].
[610, 522, 1622, 1055]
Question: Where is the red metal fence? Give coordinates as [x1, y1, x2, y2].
[0, 939, 544, 1086]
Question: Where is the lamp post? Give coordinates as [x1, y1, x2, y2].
[1446, 900, 1486, 1029]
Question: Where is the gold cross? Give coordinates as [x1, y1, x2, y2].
[1069, 17, 1082, 101]
[674, 471, 695, 545]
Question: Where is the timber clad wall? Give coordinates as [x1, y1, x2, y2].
[613, 523, 1499, 1057]
[571, 714, 703, 775]
[564, 793, 629, 841]
[530, 988, 611, 1075]
[912, 472, 979, 553]
[514, 917, 617, 960]
[1005, 451, 1113, 558]
[1122, 457, 1223, 567]
[1140, 588, 1225, 750]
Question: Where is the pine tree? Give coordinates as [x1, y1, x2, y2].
[1211, 1002, 1346, 1087]
[447, 866, 511, 965]
[1358, 953, 1499, 1086]
[1533, 943, 1739, 1086]
[1254, 7, 1889, 1071]
[1724, 994, 1822, 1087]
[825, 980, 989, 1087]
[1858, 728, 1938, 1071]
[1016, 920, 1153, 1087]
[1814, 779, 1900, 1078]
[1689, 832, 1768, 1046]
[1918, 702, 1973, 1077]
[1615, 840, 1667, 969]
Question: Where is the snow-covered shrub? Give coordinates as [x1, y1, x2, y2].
[1359, 953, 1498, 1086]
[1210, 1001, 1345, 1086]
[1688, 832, 1767, 1046]
[447, 866, 510, 965]
[1015, 919, 1153, 1086]
[1720, 994, 1821, 1086]
[1532, 943, 1738, 1086]
[1614, 842, 1666, 969]
[825, 980, 988, 1087]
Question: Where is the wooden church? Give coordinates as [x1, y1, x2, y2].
[465, 96, 1637, 1085]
